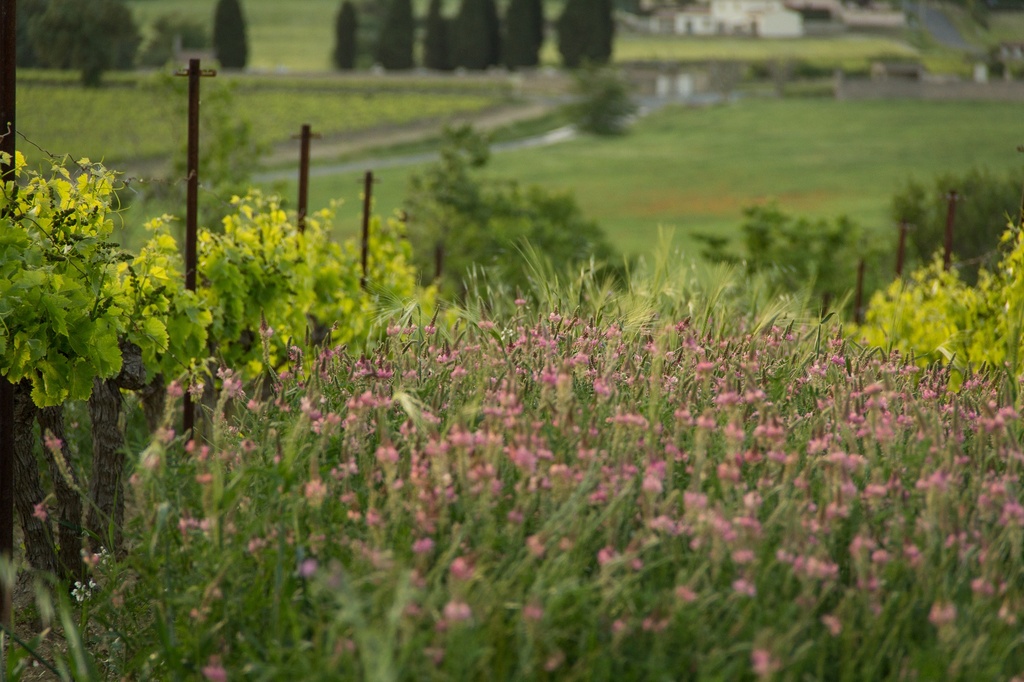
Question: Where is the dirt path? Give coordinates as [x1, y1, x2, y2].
[259, 100, 559, 169]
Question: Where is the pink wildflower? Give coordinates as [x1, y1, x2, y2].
[201, 656, 227, 682]
[675, 586, 698, 603]
[821, 614, 842, 636]
[443, 600, 472, 623]
[412, 538, 435, 554]
[32, 502, 48, 522]
[450, 557, 475, 581]
[303, 479, 327, 507]
[298, 559, 318, 578]
[929, 601, 957, 628]
[751, 649, 779, 678]
[732, 578, 757, 597]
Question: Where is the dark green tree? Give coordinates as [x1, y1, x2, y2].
[15, 0, 49, 68]
[138, 13, 209, 68]
[375, 0, 415, 70]
[557, 0, 614, 68]
[30, 0, 140, 87]
[452, 0, 495, 71]
[423, 0, 453, 71]
[503, 0, 544, 69]
[213, 0, 249, 70]
[333, 0, 359, 70]
[483, 0, 502, 67]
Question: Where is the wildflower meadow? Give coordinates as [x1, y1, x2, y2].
[15, 268, 1024, 680]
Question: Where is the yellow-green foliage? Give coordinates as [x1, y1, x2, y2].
[195, 190, 429, 377]
[858, 224, 1024, 375]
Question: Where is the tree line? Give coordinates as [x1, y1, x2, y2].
[14, 0, 616, 86]
[341, 0, 613, 72]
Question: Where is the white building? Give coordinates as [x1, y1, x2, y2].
[650, 0, 804, 38]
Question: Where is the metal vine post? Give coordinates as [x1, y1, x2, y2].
[361, 171, 376, 290]
[943, 190, 959, 271]
[175, 59, 216, 438]
[0, 0, 17, 631]
[294, 124, 321, 233]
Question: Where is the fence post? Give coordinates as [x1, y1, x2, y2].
[896, 220, 909, 278]
[0, 0, 17, 630]
[175, 59, 216, 438]
[854, 258, 866, 325]
[294, 124, 321, 233]
[361, 170, 374, 290]
[943, 190, 959, 271]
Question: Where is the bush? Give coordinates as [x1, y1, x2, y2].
[858, 223, 1024, 375]
[138, 13, 210, 68]
[29, 0, 140, 86]
[405, 126, 617, 298]
[697, 202, 886, 312]
[562, 66, 637, 136]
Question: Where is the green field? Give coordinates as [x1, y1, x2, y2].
[16, 71, 506, 167]
[259, 98, 1024, 259]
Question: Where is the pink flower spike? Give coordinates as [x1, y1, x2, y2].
[412, 538, 435, 554]
[443, 600, 472, 623]
[751, 649, 779, 678]
[32, 502, 48, 522]
[298, 559, 318, 578]
[201, 656, 227, 682]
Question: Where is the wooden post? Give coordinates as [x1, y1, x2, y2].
[294, 124, 320, 233]
[896, 220, 909, 278]
[361, 171, 374, 290]
[943, 190, 959, 272]
[175, 59, 215, 438]
[854, 258, 866, 325]
[0, 0, 17, 630]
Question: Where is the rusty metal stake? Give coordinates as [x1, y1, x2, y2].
[896, 220, 909, 278]
[943, 190, 959, 272]
[0, 0, 17, 631]
[854, 258, 865, 325]
[294, 124, 321, 232]
[360, 170, 375, 290]
[175, 59, 216, 438]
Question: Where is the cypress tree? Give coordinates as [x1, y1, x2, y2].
[213, 0, 249, 69]
[557, 0, 613, 69]
[376, 0, 415, 70]
[503, 0, 543, 69]
[593, 0, 615, 65]
[530, 0, 545, 60]
[483, 0, 501, 68]
[333, 1, 359, 70]
[423, 0, 453, 71]
[451, 0, 492, 71]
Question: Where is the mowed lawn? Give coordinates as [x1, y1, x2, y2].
[272, 98, 1024, 259]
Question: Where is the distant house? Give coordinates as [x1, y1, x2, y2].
[999, 42, 1024, 61]
[648, 0, 804, 37]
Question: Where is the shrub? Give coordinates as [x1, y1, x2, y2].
[405, 126, 617, 298]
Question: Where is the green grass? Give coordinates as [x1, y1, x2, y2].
[260, 98, 1024, 259]
[989, 10, 1024, 42]
[604, 34, 920, 71]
